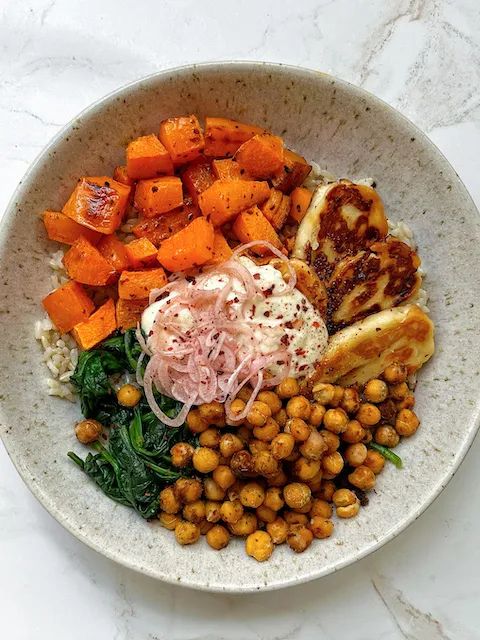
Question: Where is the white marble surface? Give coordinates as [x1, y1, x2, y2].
[1, 0, 479, 637]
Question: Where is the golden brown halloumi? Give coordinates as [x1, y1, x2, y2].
[327, 238, 422, 332]
[270, 257, 328, 319]
[293, 181, 388, 279]
[310, 304, 434, 386]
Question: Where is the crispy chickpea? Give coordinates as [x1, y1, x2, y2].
[246, 401, 272, 427]
[330, 386, 345, 407]
[310, 498, 332, 519]
[183, 500, 206, 524]
[285, 417, 311, 442]
[283, 511, 309, 526]
[310, 516, 334, 539]
[239, 482, 265, 508]
[75, 419, 102, 444]
[266, 467, 288, 487]
[237, 425, 251, 443]
[389, 382, 409, 400]
[227, 480, 243, 501]
[364, 449, 385, 474]
[336, 499, 360, 519]
[199, 428, 221, 449]
[249, 439, 270, 456]
[159, 486, 181, 514]
[383, 362, 407, 384]
[364, 379, 388, 404]
[274, 408, 288, 428]
[236, 387, 253, 402]
[342, 419, 366, 444]
[271, 433, 295, 460]
[213, 465, 236, 490]
[333, 488, 356, 507]
[192, 447, 220, 474]
[344, 443, 368, 467]
[276, 377, 300, 399]
[219, 433, 244, 458]
[397, 394, 415, 410]
[309, 403, 326, 427]
[287, 524, 313, 553]
[267, 517, 289, 544]
[257, 390, 282, 414]
[203, 478, 226, 501]
[292, 498, 312, 514]
[356, 403, 381, 426]
[317, 480, 336, 502]
[320, 429, 340, 453]
[170, 442, 195, 468]
[263, 487, 284, 511]
[312, 382, 335, 405]
[283, 482, 311, 509]
[158, 511, 181, 530]
[253, 417, 280, 442]
[220, 499, 244, 524]
[175, 521, 200, 545]
[362, 430, 373, 444]
[375, 425, 400, 447]
[205, 500, 222, 523]
[322, 451, 344, 476]
[299, 430, 328, 460]
[348, 465, 376, 490]
[306, 470, 323, 493]
[294, 457, 321, 481]
[175, 478, 203, 503]
[286, 396, 312, 420]
[230, 450, 255, 476]
[186, 409, 209, 433]
[246, 531, 274, 562]
[229, 512, 258, 536]
[116, 383, 142, 407]
[323, 408, 348, 434]
[256, 504, 277, 523]
[198, 519, 213, 535]
[253, 451, 279, 476]
[198, 401, 225, 425]
[395, 408, 420, 436]
[229, 398, 246, 421]
[341, 387, 361, 414]
[206, 524, 230, 549]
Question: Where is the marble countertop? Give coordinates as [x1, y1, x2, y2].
[1, 1, 479, 638]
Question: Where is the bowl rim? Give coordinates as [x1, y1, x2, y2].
[1, 60, 479, 592]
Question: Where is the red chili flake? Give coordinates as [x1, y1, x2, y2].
[253, 273, 261, 280]
[312, 321, 320, 328]
[264, 310, 271, 317]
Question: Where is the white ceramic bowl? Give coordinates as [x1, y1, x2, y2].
[1, 62, 480, 592]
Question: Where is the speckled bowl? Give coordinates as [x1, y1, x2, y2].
[1, 62, 479, 592]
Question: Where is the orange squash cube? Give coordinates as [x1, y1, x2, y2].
[72, 299, 117, 350]
[42, 280, 95, 334]
[159, 115, 204, 166]
[97, 234, 131, 273]
[63, 237, 116, 285]
[118, 268, 168, 300]
[232, 206, 284, 256]
[125, 237, 158, 268]
[43, 210, 101, 245]
[134, 176, 183, 218]
[126, 134, 173, 180]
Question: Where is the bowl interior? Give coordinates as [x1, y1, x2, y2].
[1, 62, 480, 592]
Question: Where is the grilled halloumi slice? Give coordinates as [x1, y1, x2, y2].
[310, 304, 434, 386]
[293, 180, 388, 279]
[270, 257, 328, 319]
[327, 238, 422, 332]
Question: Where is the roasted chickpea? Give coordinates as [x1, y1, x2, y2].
[266, 467, 288, 487]
[213, 464, 236, 490]
[348, 465, 376, 490]
[306, 470, 323, 493]
[203, 478, 226, 501]
[332, 488, 354, 507]
[276, 377, 300, 399]
[192, 447, 220, 474]
[267, 517, 289, 544]
[220, 499, 244, 524]
[263, 487, 284, 511]
[229, 398, 246, 421]
[256, 504, 277, 524]
[253, 417, 280, 442]
[239, 482, 265, 508]
[375, 425, 400, 447]
[389, 382, 409, 400]
[317, 480, 336, 502]
[287, 524, 313, 553]
[175, 521, 200, 545]
[236, 387, 253, 403]
[341, 387, 361, 414]
[364, 449, 385, 474]
[285, 417, 311, 442]
[322, 451, 344, 476]
[230, 450, 255, 476]
[364, 379, 388, 404]
[383, 362, 407, 384]
[182, 500, 206, 524]
[312, 382, 335, 405]
[344, 443, 368, 467]
[299, 430, 328, 460]
[237, 425, 251, 443]
[159, 486, 181, 514]
[310, 517, 334, 539]
[249, 439, 270, 456]
[323, 408, 348, 434]
[199, 428, 221, 448]
[116, 384, 142, 407]
[246, 401, 272, 427]
[320, 429, 340, 453]
[310, 498, 332, 519]
[362, 430, 373, 444]
[198, 401, 225, 425]
[274, 408, 288, 428]
[283, 482, 311, 509]
[336, 499, 360, 519]
[197, 519, 213, 535]
[246, 531, 274, 562]
[175, 478, 203, 503]
[186, 409, 209, 433]
[356, 403, 381, 426]
[158, 511, 181, 530]
[271, 432, 295, 460]
[292, 498, 313, 514]
[395, 408, 420, 436]
[286, 396, 312, 420]
[294, 457, 321, 481]
[253, 451, 279, 476]
[396, 394, 415, 410]
[309, 403, 326, 427]
[219, 433, 244, 458]
[170, 442, 195, 468]
[205, 500, 222, 523]
[227, 480, 244, 502]
[257, 390, 282, 414]
[206, 524, 230, 549]
[342, 419, 366, 444]
[229, 512, 258, 536]
[283, 511, 309, 526]
[75, 419, 102, 444]
[330, 385, 345, 407]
